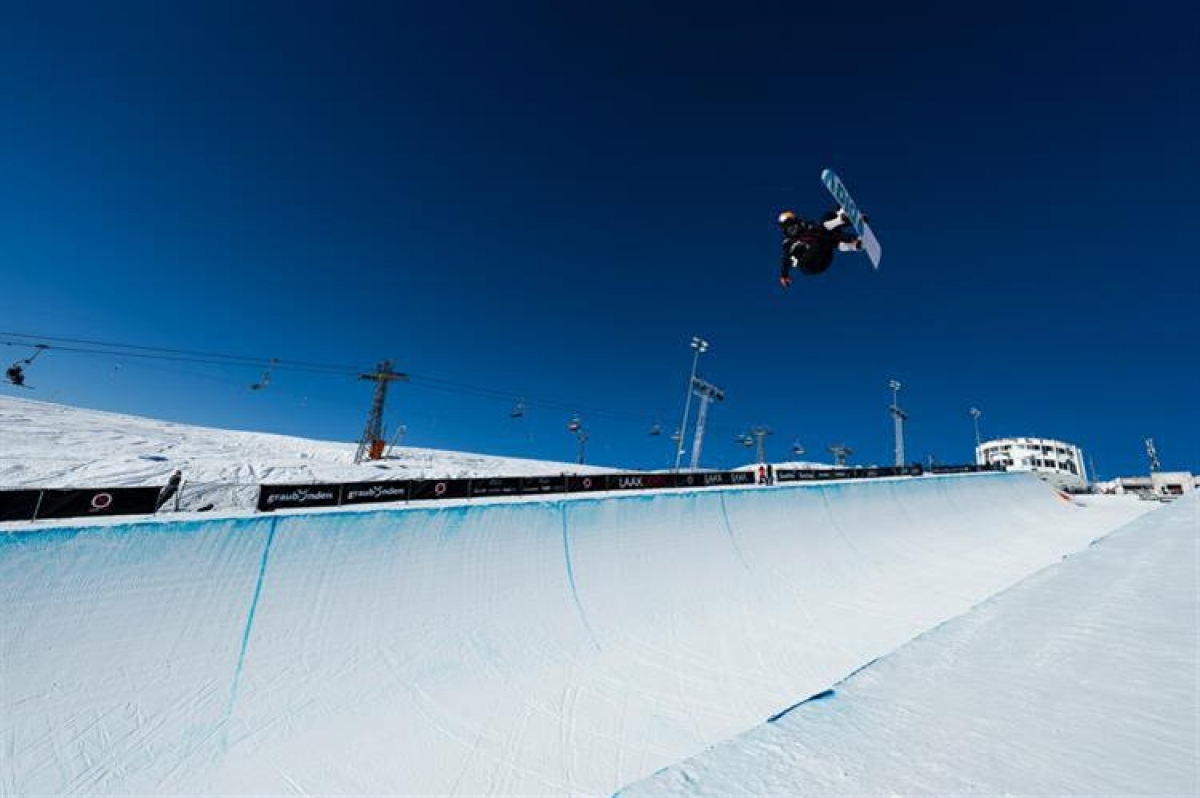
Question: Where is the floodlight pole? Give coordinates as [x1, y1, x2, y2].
[970, 407, 983, 463]
[889, 379, 908, 467]
[673, 337, 708, 472]
[689, 377, 725, 470]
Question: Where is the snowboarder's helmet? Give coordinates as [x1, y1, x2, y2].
[778, 210, 796, 225]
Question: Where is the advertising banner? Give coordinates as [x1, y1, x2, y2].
[36, 487, 162, 520]
[0, 490, 43, 522]
[257, 484, 340, 512]
[340, 481, 411, 506]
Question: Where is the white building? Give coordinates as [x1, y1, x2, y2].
[1101, 472, 1196, 499]
[976, 437, 1087, 491]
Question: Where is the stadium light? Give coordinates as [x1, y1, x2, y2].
[673, 337, 709, 472]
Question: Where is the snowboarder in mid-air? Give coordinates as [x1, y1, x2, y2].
[777, 208, 862, 288]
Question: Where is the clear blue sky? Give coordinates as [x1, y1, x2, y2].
[1, 0, 1195, 476]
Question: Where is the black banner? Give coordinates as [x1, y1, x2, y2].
[340, 481, 411, 506]
[0, 490, 42, 522]
[257, 484, 340, 512]
[775, 465, 926, 482]
[35, 487, 162, 520]
[251, 461, 958, 516]
[609, 473, 672, 491]
[520, 476, 567, 495]
[409, 479, 471, 502]
[727, 471, 756, 485]
[566, 474, 607, 493]
[469, 477, 524, 498]
[679, 471, 754, 488]
[928, 464, 996, 475]
[780, 469, 846, 481]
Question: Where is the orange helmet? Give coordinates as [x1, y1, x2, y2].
[778, 210, 796, 225]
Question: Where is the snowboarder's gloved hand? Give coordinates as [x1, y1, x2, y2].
[779, 275, 792, 289]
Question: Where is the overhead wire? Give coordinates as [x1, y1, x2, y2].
[1, 330, 730, 433]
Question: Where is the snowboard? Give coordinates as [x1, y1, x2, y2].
[821, 169, 882, 269]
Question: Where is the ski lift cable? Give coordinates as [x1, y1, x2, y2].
[0, 332, 659, 422]
[6, 334, 673, 428]
[0, 332, 354, 374]
[1, 338, 356, 378]
[1, 330, 758, 438]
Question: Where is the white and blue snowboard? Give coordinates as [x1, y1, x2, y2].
[821, 168, 882, 269]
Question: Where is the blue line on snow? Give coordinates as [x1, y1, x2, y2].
[561, 504, 601, 651]
[225, 516, 279, 727]
[718, 492, 751, 571]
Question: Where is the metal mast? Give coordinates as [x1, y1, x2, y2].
[673, 336, 708, 471]
[1144, 438, 1161, 473]
[688, 377, 725, 470]
[354, 360, 408, 464]
[889, 378, 908, 467]
[749, 426, 772, 464]
[827, 443, 853, 467]
[568, 416, 588, 465]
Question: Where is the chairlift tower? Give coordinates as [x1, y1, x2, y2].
[749, 426, 772, 464]
[567, 416, 588, 465]
[889, 379, 908, 467]
[1144, 438, 1161, 473]
[688, 377, 725, 470]
[354, 360, 409, 464]
[827, 443, 853, 467]
[674, 336, 709, 472]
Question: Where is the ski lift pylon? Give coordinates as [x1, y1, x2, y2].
[567, 415, 582, 433]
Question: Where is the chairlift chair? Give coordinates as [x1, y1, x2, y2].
[250, 358, 279, 391]
[6, 344, 47, 387]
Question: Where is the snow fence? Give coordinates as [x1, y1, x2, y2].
[0, 472, 1136, 795]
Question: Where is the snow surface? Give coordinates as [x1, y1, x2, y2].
[626, 494, 1198, 796]
[0, 396, 610, 511]
[1, 468, 1155, 795]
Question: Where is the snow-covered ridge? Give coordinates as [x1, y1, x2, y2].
[0, 395, 609, 492]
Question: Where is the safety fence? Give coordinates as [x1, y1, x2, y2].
[0, 464, 1004, 523]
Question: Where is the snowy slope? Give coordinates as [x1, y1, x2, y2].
[1, 472, 1154, 795]
[0, 395, 609, 497]
[626, 495, 1197, 795]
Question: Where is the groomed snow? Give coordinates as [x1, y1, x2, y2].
[625, 494, 1198, 796]
[1, 468, 1156, 795]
